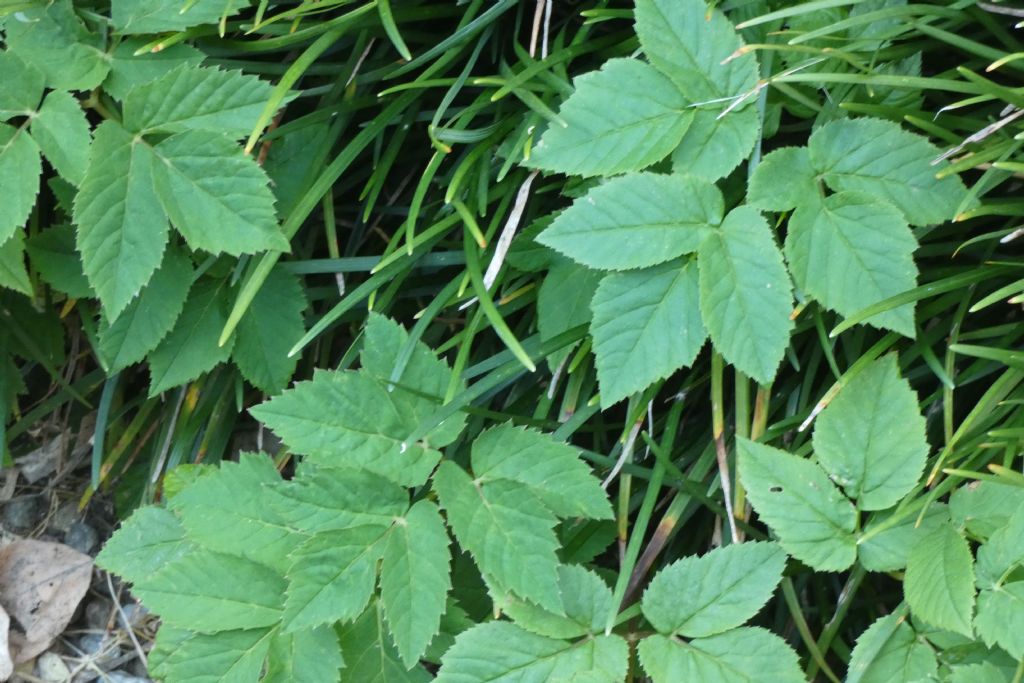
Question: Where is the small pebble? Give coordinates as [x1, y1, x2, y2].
[2, 496, 44, 534]
[50, 502, 80, 533]
[76, 633, 121, 666]
[85, 599, 113, 631]
[121, 603, 150, 628]
[36, 652, 71, 682]
[65, 521, 99, 554]
[105, 671, 151, 683]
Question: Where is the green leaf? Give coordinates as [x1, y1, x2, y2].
[0, 50, 44, 120]
[503, 565, 614, 639]
[232, 266, 306, 394]
[538, 173, 723, 270]
[97, 245, 193, 373]
[786, 193, 918, 336]
[29, 90, 91, 186]
[0, 233, 31, 296]
[949, 662, 1012, 683]
[528, 58, 693, 177]
[283, 525, 391, 632]
[103, 38, 206, 101]
[975, 583, 1024, 659]
[638, 628, 804, 683]
[25, 224, 92, 299]
[96, 506, 194, 584]
[975, 503, 1024, 590]
[151, 130, 287, 255]
[591, 259, 706, 407]
[168, 454, 303, 573]
[434, 461, 563, 610]
[858, 504, 949, 572]
[4, 0, 110, 91]
[338, 602, 431, 683]
[0, 123, 41, 244]
[905, 522, 975, 637]
[698, 206, 793, 384]
[808, 117, 968, 226]
[471, 424, 612, 521]
[264, 626, 343, 683]
[812, 356, 928, 510]
[671, 105, 760, 181]
[381, 500, 452, 667]
[737, 438, 857, 571]
[846, 613, 937, 683]
[147, 278, 236, 396]
[123, 65, 275, 137]
[73, 121, 168, 319]
[132, 549, 285, 631]
[537, 258, 601, 367]
[153, 627, 275, 683]
[435, 622, 628, 683]
[746, 147, 817, 212]
[641, 541, 786, 638]
[635, 0, 759, 102]
[950, 481, 1024, 539]
[112, 0, 252, 34]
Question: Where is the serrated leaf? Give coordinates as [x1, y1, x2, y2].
[950, 481, 1024, 539]
[123, 65, 275, 137]
[698, 206, 793, 384]
[74, 121, 168, 319]
[264, 626, 343, 683]
[103, 38, 206, 100]
[975, 583, 1024, 659]
[905, 522, 975, 637]
[746, 147, 817, 212]
[381, 500, 452, 667]
[151, 130, 287, 255]
[155, 627, 274, 683]
[112, 0, 252, 34]
[538, 258, 601, 367]
[808, 117, 967, 226]
[147, 278, 235, 396]
[503, 565, 614, 639]
[232, 266, 305, 394]
[338, 602, 432, 683]
[25, 224, 92, 299]
[671, 105, 760, 181]
[859, 504, 949, 572]
[283, 525, 391, 632]
[975, 503, 1024, 590]
[471, 424, 612, 521]
[97, 245, 193, 373]
[787, 193, 918, 336]
[641, 542, 786, 638]
[0, 123, 41, 244]
[168, 454, 303, 573]
[591, 259, 706, 406]
[96, 506, 194, 584]
[4, 0, 110, 91]
[132, 549, 285, 631]
[0, 232, 31, 296]
[846, 613, 937, 683]
[528, 58, 693, 177]
[813, 356, 928, 510]
[435, 622, 628, 683]
[638, 628, 804, 683]
[0, 50, 44, 120]
[434, 461, 563, 611]
[30, 90, 91, 186]
[538, 173, 723, 270]
[737, 438, 857, 571]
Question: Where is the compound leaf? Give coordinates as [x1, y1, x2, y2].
[503, 565, 614, 639]
[232, 266, 306, 394]
[746, 146, 817, 212]
[0, 123, 41, 245]
[4, 0, 109, 91]
[905, 522, 975, 637]
[638, 628, 804, 683]
[30, 90, 91, 186]
[671, 106, 760, 181]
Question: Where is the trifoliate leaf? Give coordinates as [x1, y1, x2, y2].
[434, 461, 563, 610]
[858, 504, 949, 572]
[112, 0, 253, 34]
[846, 613, 937, 683]
[0, 233, 31, 296]
[29, 90, 91, 186]
[591, 259, 706, 407]
[470, 424, 612, 521]
[638, 628, 804, 683]
[0, 51, 44, 120]
[503, 565, 614, 639]
[103, 38, 206, 101]
[787, 193, 918, 336]
[152, 627, 275, 683]
[264, 626, 343, 683]
[123, 65, 275, 137]
[132, 549, 285, 631]
[4, 0, 110, 91]
[381, 500, 452, 667]
[283, 525, 392, 632]
[737, 438, 857, 571]
[338, 602, 432, 683]
[975, 503, 1024, 590]
[975, 583, 1024, 659]
[528, 59, 692, 177]
[151, 130, 287, 255]
[950, 481, 1024, 539]
[97, 245, 193, 373]
[537, 258, 601, 367]
[698, 206, 793, 384]
[641, 542, 786, 638]
[232, 266, 306, 394]
[25, 224, 92, 299]
[96, 506, 193, 585]
[0, 123, 41, 244]
[671, 106, 760, 181]
[538, 173, 723, 270]
[813, 356, 928, 510]
[905, 522, 975, 637]
[747, 147, 817, 212]
[808, 117, 967, 226]
[74, 121, 168, 320]
[435, 622, 628, 683]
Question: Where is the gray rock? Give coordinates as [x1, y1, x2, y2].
[85, 599, 112, 631]
[35, 651, 71, 682]
[65, 520, 99, 554]
[120, 603, 150, 628]
[2, 495, 44, 534]
[76, 633, 121, 666]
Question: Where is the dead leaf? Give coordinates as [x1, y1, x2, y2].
[0, 603, 12, 681]
[0, 540, 93, 664]
[15, 432, 69, 485]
